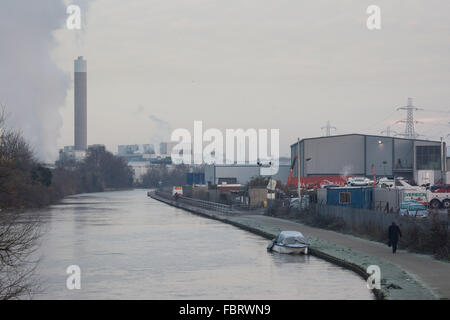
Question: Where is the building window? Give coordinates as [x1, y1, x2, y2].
[339, 192, 351, 204]
[416, 146, 441, 170]
[218, 177, 237, 185]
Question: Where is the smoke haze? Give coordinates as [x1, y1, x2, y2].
[0, 1, 70, 161]
[149, 114, 172, 154]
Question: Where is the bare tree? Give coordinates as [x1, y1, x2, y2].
[0, 105, 41, 299]
[0, 212, 41, 300]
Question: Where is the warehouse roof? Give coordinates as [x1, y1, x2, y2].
[290, 133, 443, 148]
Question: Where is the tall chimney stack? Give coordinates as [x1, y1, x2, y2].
[74, 56, 87, 151]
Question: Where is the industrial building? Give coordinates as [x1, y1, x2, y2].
[205, 164, 291, 185]
[291, 134, 447, 186]
[74, 56, 87, 151]
[159, 142, 178, 156]
[58, 145, 86, 162]
[117, 144, 171, 164]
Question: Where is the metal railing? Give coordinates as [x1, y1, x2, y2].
[154, 190, 234, 214]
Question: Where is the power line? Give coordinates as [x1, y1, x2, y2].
[421, 109, 450, 114]
[360, 109, 398, 133]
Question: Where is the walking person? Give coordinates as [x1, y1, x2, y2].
[388, 222, 402, 254]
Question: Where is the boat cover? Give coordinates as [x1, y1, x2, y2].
[276, 231, 309, 245]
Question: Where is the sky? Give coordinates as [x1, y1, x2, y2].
[1, 0, 450, 161]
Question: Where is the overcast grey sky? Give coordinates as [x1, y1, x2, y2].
[2, 1, 450, 160]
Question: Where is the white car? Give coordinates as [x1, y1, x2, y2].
[378, 177, 395, 188]
[346, 177, 373, 186]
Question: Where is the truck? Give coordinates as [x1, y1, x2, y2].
[397, 179, 450, 209]
[427, 185, 450, 209]
[172, 186, 183, 197]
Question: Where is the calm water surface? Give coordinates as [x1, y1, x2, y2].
[32, 189, 373, 299]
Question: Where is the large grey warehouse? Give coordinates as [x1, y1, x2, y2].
[291, 134, 447, 184]
[205, 164, 291, 185]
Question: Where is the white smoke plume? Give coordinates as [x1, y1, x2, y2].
[0, 1, 82, 162]
[149, 114, 172, 154]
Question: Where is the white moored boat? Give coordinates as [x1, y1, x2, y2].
[267, 231, 310, 255]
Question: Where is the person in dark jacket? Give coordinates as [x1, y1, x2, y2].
[388, 222, 402, 254]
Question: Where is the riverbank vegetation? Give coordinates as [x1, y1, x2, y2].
[138, 164, 189, 188]
[0, 109, 134, 210]
[0, 213, 40, 299]
[54, 145, 134, 197]
[268, 203, 450, 261]
[0, 107, 133, 299]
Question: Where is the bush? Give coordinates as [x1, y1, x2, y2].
[286, 204, 450, 261]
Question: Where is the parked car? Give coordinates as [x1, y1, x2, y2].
[289, 195, 310, 209]
[399, 200, 428, 218]
[378, 177, 395, 188]
[346, 177, 373, 186]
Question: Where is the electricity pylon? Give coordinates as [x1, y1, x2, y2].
[321, 120, 336, 136]
[396, 98, 422, 139]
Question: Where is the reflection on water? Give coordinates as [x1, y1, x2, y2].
[32, 190, 373, 299]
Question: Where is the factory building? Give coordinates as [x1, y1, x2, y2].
[118, 144, 155, 156]
[58, 145, 86, 162]
[74, 56, 87, 151]
[159, 142, 178, 156]
[205, 164, 291, 185]
[291, 134, 446, 186]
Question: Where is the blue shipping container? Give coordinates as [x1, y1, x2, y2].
[186, 173, 205, 185]
[326, 187, 373, 209]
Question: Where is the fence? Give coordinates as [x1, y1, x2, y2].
[307, 203, 449, 232]
[154, 190, 235, 214]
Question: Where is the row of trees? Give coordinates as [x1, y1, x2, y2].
[54, 145, 134, 198]
[139, 164, 189, 188]
[0, 111, 134, 209]
[0, 108, 52, 209]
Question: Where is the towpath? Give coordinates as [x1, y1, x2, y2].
[235, 214, 450, 299]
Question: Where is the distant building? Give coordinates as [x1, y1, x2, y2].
[117, 144, 166, 162]
[118, 144, 140, 155]
[205, 164, 291, 185]
[58, 145, 86, 162]
[142, 144, 155, 154]
[159, 142, 178, 155]
[88, 144, 106, 151]
[116, 143, 172, 181]
[159, 142, 168, 155]
[128, 161, 150, 183]
[447, 156, 450, 178]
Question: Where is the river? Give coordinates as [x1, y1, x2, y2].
[31, 189, 373, 299]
